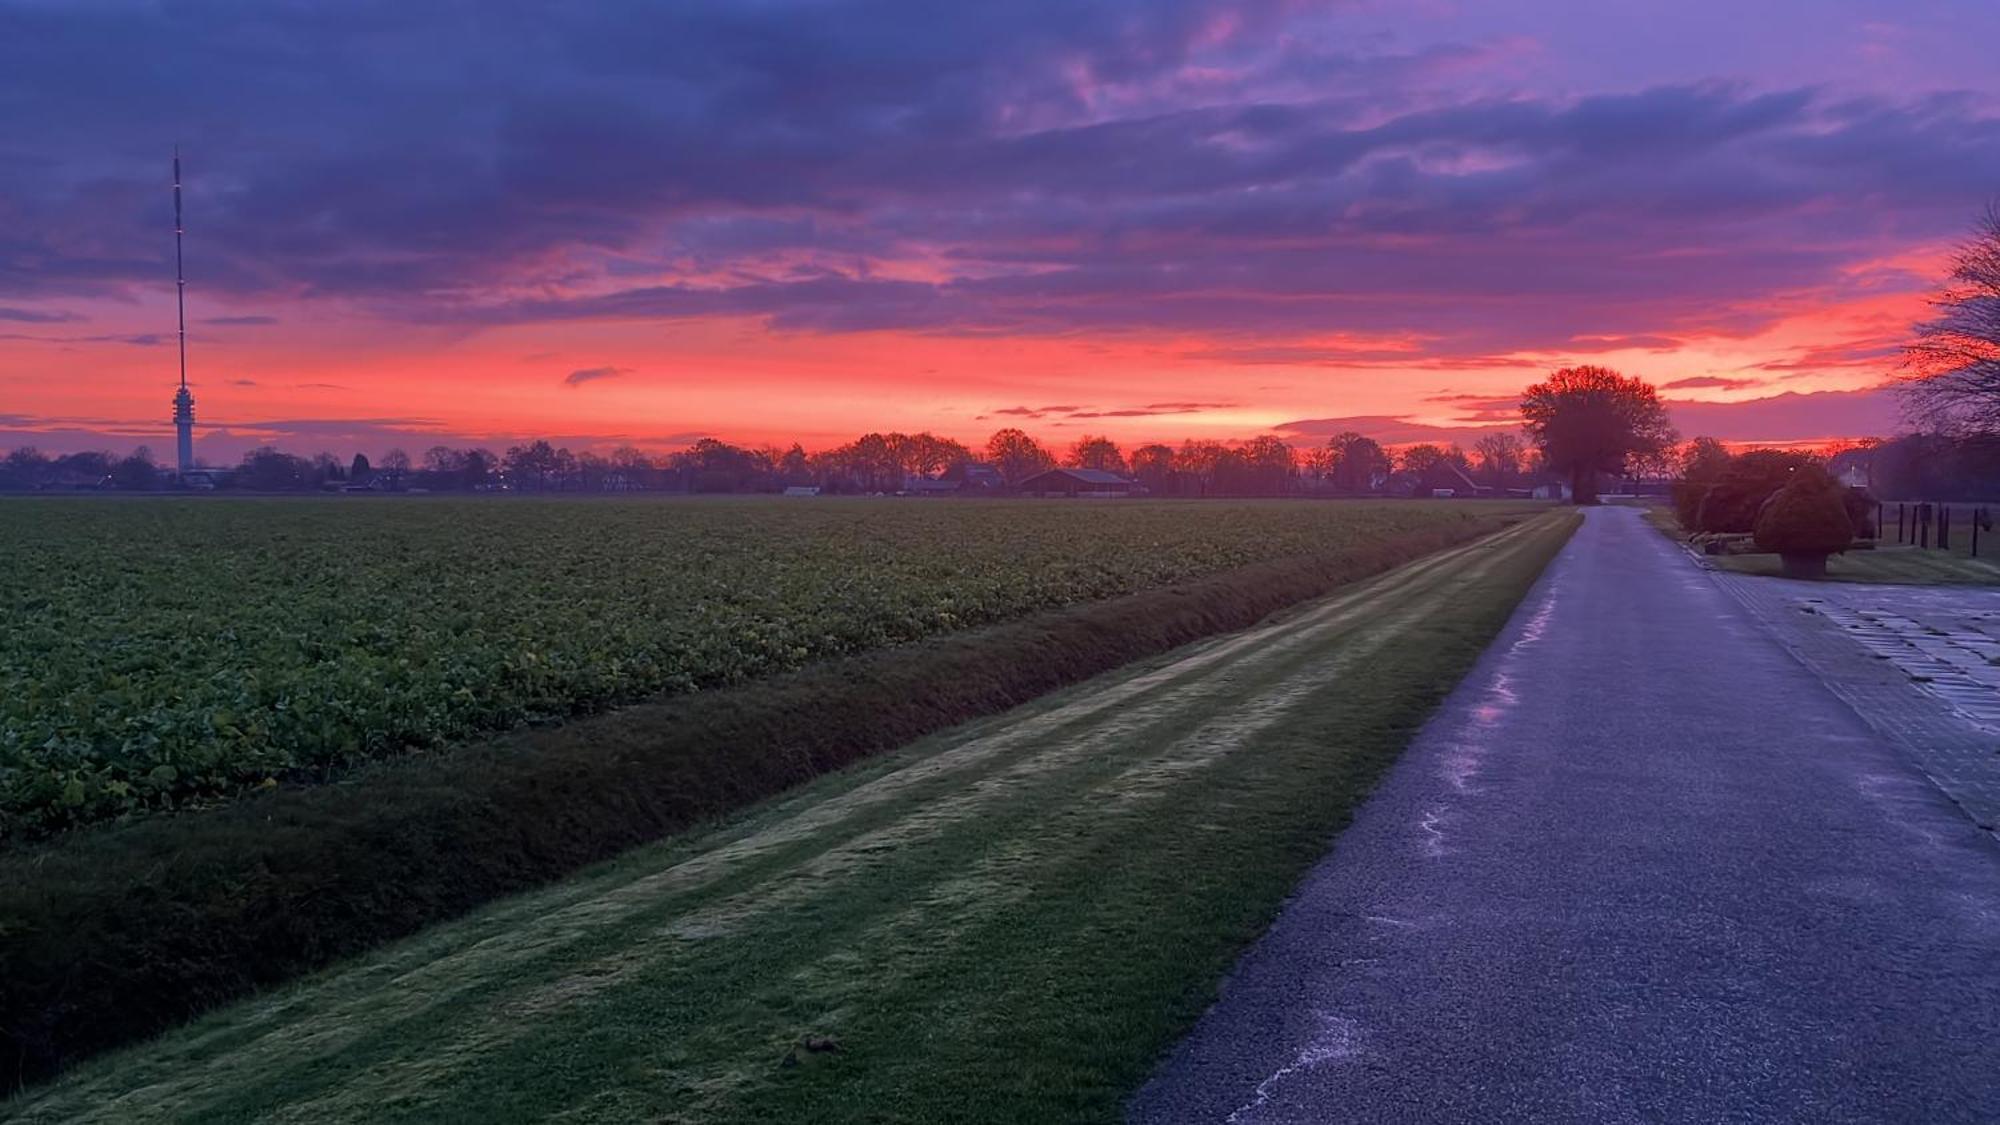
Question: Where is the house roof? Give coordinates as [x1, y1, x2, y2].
[1421, 462, 1480, 492]
[1029, 467, 1133, 485]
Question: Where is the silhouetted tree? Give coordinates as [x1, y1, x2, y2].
[1066, 434, 1128, 475]
[503, 441, 558, 491]
[1129, 443, 1174, 494]
[1473, 433, 1524, 488]
[775, 443, 812, 486]
[239, 446, 310, 490]
[349, 453, 373, 483]
[461, 448, 497, 490]
[1176, 440, 1228, 496]
[1679, 436, 1733, 482]
[1238, 435, 1296, 495]
[1, 447, 49, 489]
[1398, 443, 1468, 476]
[1325, 432, 1389, 493]
[110, 447, 159, 491]
[379, 448, 411, 490]
[1520, 366, 1676, 505]
[986, 428, 1054, 484]
[1903, 203, 2000, 434]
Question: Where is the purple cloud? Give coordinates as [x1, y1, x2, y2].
[3, 0, 2000, 380]
[563, 365, 630, 387]
[1661, 375, 1765, 391]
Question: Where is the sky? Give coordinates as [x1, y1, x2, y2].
[8, 0, 2000, 462]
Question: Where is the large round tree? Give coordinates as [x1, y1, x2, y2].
[1519, 366, 1676, 505]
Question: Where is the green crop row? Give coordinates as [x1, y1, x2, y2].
[1, 497, 1525, 837]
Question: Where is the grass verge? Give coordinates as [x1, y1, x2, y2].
[0, 506, 1540, 1092]
[1643, 505, 2000, 585]
[6, 511, 1578, 1124]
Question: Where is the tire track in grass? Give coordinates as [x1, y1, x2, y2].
[254, 521, 1546, 1123]
[5, 515, 1570, 1125]
[40, 523, 1540, 1121]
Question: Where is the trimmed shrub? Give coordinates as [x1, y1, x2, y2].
[1696, 450, 1822, 533]
[1754, 475, 1855, 558]
[1670, 480, 1710, 530]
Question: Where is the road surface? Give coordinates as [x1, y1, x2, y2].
[1132, 506, 2000, 1124]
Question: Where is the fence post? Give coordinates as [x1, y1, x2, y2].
[1975, 508, 1982, 558]
[1899, 502, 1906, 544]
[1941, 505, 1951, 552]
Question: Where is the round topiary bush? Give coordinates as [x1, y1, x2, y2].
[1695, 450, 1821, 533]
[1753, 476, 1854, 577]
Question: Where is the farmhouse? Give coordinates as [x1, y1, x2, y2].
[901, 475, 964, 496]
[1419, 461, 1480, 498]
[942, 461, 1006, 492]
[1019, 467, 1137, 497]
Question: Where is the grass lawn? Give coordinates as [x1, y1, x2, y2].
[1643, 506, 2000, 586]
[6, 512, 1577, 1125]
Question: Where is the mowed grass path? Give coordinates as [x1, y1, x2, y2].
[7, 512, 1577, 1125]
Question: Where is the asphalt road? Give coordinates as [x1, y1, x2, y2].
[1131, 506, 2000, 1125]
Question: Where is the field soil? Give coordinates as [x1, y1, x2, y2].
[5, 512, 1577, 1124]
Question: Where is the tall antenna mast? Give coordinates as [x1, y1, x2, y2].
[171, 148, 197, 476]
[174, 146, 187, 390]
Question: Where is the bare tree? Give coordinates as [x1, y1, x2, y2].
[1066, 434, 1128, 474]
[1903, 203, 2000, 434]
[1473, 432, 1524, 488]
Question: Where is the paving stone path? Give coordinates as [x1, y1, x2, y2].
[1714, 570, 2000, 830]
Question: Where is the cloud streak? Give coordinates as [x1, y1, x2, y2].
[563, 365, 630, 387]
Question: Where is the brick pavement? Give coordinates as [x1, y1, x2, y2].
[1710, 568, 2000, 832]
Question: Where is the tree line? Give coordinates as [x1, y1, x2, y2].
[0, 426, 1568, 497]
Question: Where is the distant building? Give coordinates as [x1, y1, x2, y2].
[1018, 467, 1137, 497]
[901, 477, 963, 496]
[942, 461, 1006, 492]
[782, 485, 822, 497]
[1419, 462, 1480, 498]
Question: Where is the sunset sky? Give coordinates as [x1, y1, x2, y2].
[8, 0, 2000, 462]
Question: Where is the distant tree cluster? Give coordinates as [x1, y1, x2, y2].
[2, 426, 1568, 498]
[0, 446, 162, 491]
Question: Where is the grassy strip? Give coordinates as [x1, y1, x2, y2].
[0, 507, 1535, 1092]
[1643, 504, 2000, 585]
[7, 511, 1578, 1124]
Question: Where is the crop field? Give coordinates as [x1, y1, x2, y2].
[6, 511, 1577, 1124]
[0, 497, 1536, 838]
